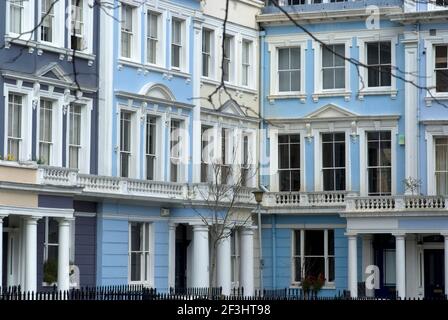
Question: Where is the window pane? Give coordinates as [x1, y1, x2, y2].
[436, 139, 448, 171]
[131, 223, 142, 251]
[291, 170, 300, 191]
[368, 168, 379, 194]
[436, 173, 448, 195]
[368, 67, 379, 87]
[323, 169, 334, 191]
[368, 141, 379, 167]
[278, 48, 289, 70]
[436, 70, 448, 92]
[278, 144, 289, 169]
[334, 44, 345, 66]
[367, 43, 379, 65]
[328, 230, 334, 256]
[435, 46, 448, 69]
[294, 230, 301, 255]
[290, 143, 300, 168]
[383, 250, 396, 285]
[279, 71, 290, 92]
[334, 141, 345, 167]
[279, 171, 291, 192]
[305, 257, 325, 278]
[322, 142, 333, 168]
[380, 168, 392, 194]
[290, 71, 300, 91]
[334, 68, 345, 88]
[294, 257, 302, 282]
[380, 42, 391, 64]
[304, 230, 324, 255]
[334, 168, 346, 190]
[130, 252, 141, 281]
[380, 141, 391, 166]
[322, 69, 334, 90]
[48, 218, 59, 244]
[328, 257, 335, 282]
[380, 65, 392, 86]
[322, 46, 333, 68]
[290, 48, 300, 69]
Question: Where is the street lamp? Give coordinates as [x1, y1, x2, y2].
[252, 189, 265, 294]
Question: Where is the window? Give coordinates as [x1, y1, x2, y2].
[129, 222, 151, 284]
[39, 99, 53, 165]
[367, 131, 391, 196]
[223, 35, 233, 82]
[121, 4, 134, 58]
[221, 128, 231, 184]
[7, 93, 22, 161]
[146, 11, 159, 64]
[171, 19, 183, 69]
[278, 47, 300, 92]
[322, 44, 345, 90]
[10, 0, 24, 34]
[383, 249, 396, 286]
[43, 217, 59, 283]
[202, 29, 212, 77]
[278, 134, 300, 192]
[71, 0, 84, 50]
[435, 45, 448, 92]
[120, 111, 132, 178]
[435, 137, 448, 195]
[201, 125, 211, 183]
[170, 119, 181, 182]
[145, 116, 157, 180]
[241, 135, 250, 187]
[68, 104, 82, 169]
[366, 42, 391, 87]
[292, 229, 334, 284]
[41, 0, 55, 42]
[242, 40, 252, 86]
[322, 133, 345, 191]
[231, 230, 240, 287]
[436, 0, 448, 6]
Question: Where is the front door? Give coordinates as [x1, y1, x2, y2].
[424, 249, 445, 298]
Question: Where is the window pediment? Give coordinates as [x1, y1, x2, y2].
[305, 104, 358, 119]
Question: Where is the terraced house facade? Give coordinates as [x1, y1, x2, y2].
[1, 0, 448, 300]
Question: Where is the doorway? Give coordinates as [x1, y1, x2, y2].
[175, 224, 189, 289]
[424, 249, 445, 298]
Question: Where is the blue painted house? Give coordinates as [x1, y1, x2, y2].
[258, 0, 448, 299]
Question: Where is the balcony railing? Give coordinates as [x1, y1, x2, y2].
[346, 195, 448, 212]
[263, 191, 347, 207]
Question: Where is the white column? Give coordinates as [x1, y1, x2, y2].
[192, 224, 209, 287]
[25, 216, 39, 292]
[240, 228, 254, 296]
[443, 234, 448, 297]
[362, 235, 374, 297]
[395, 233, 406, 299]
[0, 216, 4, 288]
[216, 227, 231, 295]
[191, 16, 203, 183]
[347, 233, 358, 298]
[57, 218, 71, 292]
[404, 36, 419, 184]
[168, 223, 176, 289]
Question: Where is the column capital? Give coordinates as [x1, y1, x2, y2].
[168, 222, 177, 230]
[344, 232, 358, 238]
[24, 216, 41, 224]
[393, 233, 406, 239]
[0, 214, 8, 221]
[240, 227, 255, 236]
[440, 232, 448, 237]
[192, 224, 209, 232]
[56, 217, 75, 224]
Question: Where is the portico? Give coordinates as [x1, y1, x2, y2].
[342, 204, 448, 299]
[0, 206, 74, 292]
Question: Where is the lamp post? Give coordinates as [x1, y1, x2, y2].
[252, 189, 265, 294]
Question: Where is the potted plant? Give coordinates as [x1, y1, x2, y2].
[311, 273, 326, 298]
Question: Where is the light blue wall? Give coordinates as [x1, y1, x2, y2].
[261, 215, 349, 296]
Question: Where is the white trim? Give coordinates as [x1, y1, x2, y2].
[37, 0, 65, 48]
[142, 110, 164, 181]
[119, 1, 142, 63]
[268, 40, 307, 97]
[5, 0, 35, 40]
[127, 221, 154, 287]
[0, 206, 74, 218]
[117, 105, 141, 179]
[423, 35, 448, 104]
[68, 0, 94, 54]
[144, 8, 166, 68]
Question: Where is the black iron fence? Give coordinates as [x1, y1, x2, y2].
[0, 285, 447, 301]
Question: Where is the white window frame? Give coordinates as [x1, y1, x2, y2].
[269, 129, 306, 192]
[36, 92, 63, 167]
[170, 16, 188, 72]
[5, 0, 35, 38]
[314, 129, 351, 192]
[144, 113, 162, 181]
[169, 117, 189, 183]
[119, 1, 141, 62]
[145, 9, 164, 66]
[428, 0, 448, 11]
[38, 98, 54, 166]
[38, 0, 65, 47]
[117, 107, 139, 179]
[3, 85, 33, 162]
[128, 221, 154, 286]
[231, 229, 240, 289]
[241, 39, 253, 88]
[434, 136, 448, 196]
[268, 41, 306, 98]
[223, 34, 236, 84]
[312, 39, 351, 101]
[424, 37, 448, 102]
[359, 125, 397, 196]
[356, 34, 398, 98]
[425, 125, 448, 196]
[291, 229, 335, 288]
[277, 133, 302, 192]
[202, 28, 214, 78]
[69, 0, 94, 54]
[66, 99, 92, 173]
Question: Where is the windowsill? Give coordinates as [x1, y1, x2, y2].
[425, 93, 448, 106]
[4, 36, 95, 64]
[312, 90, 351, 102]
[117, 59, 191, 80]
[358, 87, 397, 100]
[0, 159, 38, 169]
[267, 93, 307, 104]
[201, 77, 257, 94]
